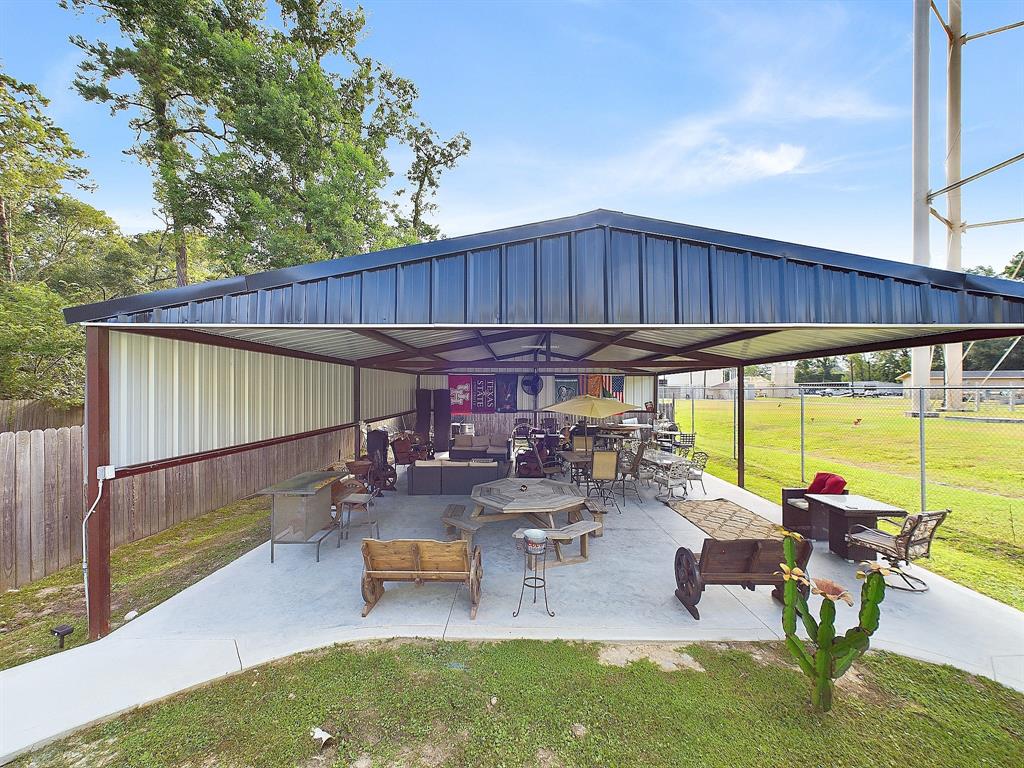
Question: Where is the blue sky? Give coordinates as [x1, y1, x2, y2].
[1, 0, 1021, 271]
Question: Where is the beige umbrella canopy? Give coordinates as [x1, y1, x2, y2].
[542, 394, 641, 420]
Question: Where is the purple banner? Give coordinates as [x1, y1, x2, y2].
[471, 375, 496, 413]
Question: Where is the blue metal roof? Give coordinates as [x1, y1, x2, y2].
[64, 209, 1024, 326]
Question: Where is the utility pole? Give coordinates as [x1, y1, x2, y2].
[923, 1, 1024, 413]
[910, 0, 932, 414]
[944, 0, 965, 411]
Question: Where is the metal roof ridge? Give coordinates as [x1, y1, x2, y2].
[63, 208, 1024, 324]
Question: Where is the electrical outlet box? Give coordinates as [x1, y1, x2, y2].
[96, 465, 116, 481]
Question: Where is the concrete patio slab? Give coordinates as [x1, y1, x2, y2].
[2, 467, 1023, 763]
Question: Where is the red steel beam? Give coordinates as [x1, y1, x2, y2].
[349, 328, 448, 363]
[410, 359, 691, 371]
[361, 329, 541, 365]
[85, 326, 111, 640]
[555, 328, 744, 366]
[743, 326, 1024, 365]
[570, 330, 636, 361]
[636, 329, 778, 362]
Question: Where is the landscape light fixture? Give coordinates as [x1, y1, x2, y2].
[50, 624, 74, 649]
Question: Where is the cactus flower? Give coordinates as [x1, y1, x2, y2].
[856, 561, 902, 579]
[811, 578, 854, 606]
[776, 563, 810, 585]
[772, 525, 804, 541]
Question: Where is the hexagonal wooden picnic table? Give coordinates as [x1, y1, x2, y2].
[469, 477, 586, 530]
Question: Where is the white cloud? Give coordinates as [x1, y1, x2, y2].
[737, 74, 902, 122]
[433, 73, 898, 238]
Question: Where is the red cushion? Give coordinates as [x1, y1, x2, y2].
[821, 475, 847, 494]
[807, 472, 834, 494]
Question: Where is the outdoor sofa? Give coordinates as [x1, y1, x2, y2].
[407, 459, 507, 495]
[449, 433, 510, 461]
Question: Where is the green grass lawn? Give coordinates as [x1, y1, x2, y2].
[0, 496, 270, 671]
[677, 397, 1024, 610]
[15, 639, 1024, 768]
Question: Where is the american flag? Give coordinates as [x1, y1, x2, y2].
[578, 375, 624, 401]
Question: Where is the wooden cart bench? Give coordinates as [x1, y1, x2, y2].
[360, 538, 482, 619]
[673, 537, 813, 620]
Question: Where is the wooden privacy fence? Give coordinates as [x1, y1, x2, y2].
[0, 424, 358, 591]
[0, 427, 85, 590]
[0, 400, 84, 433]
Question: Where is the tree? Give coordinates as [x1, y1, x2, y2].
[63, 0, 258, 285]
[1002, 251, 1022, 280]
[794, 357, 840, 383]
[399, 123, 471, 240]
[0, 73, 87, 281]
[872, 349, 911, 382]
[199, 1, 469, 273]
[0, 282, 86, 403]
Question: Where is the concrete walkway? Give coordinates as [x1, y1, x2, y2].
[2, 470, 1022, 762]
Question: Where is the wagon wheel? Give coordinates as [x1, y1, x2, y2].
[673, 547, 703, 620]
[360, 574, 377, 604]
[369, 464, 397, 491]
[469, 571, 481, 612]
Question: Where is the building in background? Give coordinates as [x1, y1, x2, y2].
[896, 370, 1024, 390]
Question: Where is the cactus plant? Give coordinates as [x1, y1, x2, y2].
[778, 530, 891, 712]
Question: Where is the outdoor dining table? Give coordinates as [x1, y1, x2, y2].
[641, 449, 690, 469]
[804, 493, 908, 561]
[557, 449, 592, 486]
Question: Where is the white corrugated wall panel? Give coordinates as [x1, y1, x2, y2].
[625, 376, 654, 407]
[418, 374, 448, 390]
[359, 369, 416, 421]
[108, 332, 354, 467]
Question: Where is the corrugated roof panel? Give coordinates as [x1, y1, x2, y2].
[503, 241, 536, 323]
[361, 267, 396, 324]
[538, 235, 571, 323]
[608, 230, 641, 323]
[466, 248, 500, 324]
[643, 236, 676, 323]
[432, 253, 466, 323]
[397, 260, 431, 323]
[678, 243, 710, 323]
[325, 275, 361, 323]
[573, 228, 606, 323]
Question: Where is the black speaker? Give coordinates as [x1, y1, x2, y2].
[432, 388, 452, 451]
[415, 388, 432, 437]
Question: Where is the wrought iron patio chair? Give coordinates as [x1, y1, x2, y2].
[846, 510, 949, 592]
[654, 460, 689, 501]
[685, 451, 708, 495]
[617, 442, 647, 505]
[674, 432, 696, 456]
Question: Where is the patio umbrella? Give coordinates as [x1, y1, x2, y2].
[543, 395, 642, 460]
[542, 394, 641, 420]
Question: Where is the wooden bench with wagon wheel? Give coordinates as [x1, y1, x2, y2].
[673, 537, 813, 620]
[360, 538, 483, 619]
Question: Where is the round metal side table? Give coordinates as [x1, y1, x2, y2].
[513, 530, 555, 618]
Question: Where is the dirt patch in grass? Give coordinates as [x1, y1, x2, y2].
[598, 642, 706, 672]
[834, 662, 886, 705]
[533, 747, 564, 768]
